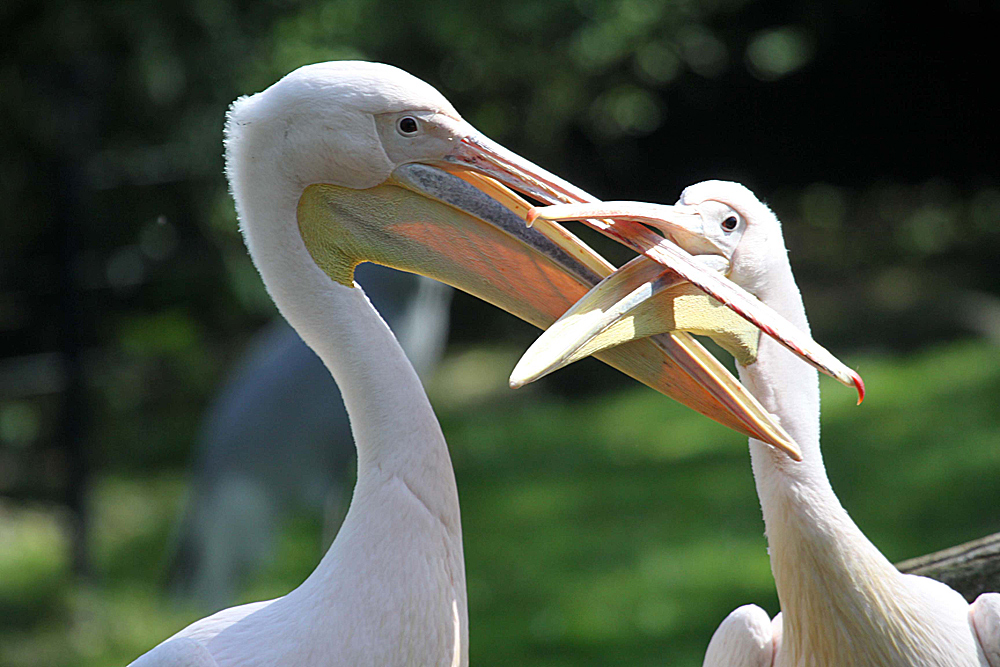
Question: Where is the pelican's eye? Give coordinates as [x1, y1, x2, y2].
[722, 215, 739, 231]
[397, 116, 420, 136]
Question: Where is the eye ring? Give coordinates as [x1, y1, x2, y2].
[721, 215, 739, 232]
[397, 116, 419, 136]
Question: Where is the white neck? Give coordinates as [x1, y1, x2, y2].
[230, 151, 467, 663]
[235, 171, 462, 527]
[736, 255, 911, 661]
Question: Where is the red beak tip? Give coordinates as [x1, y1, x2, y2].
[525, 207, 540, 227]
[853, 373, 866, 405]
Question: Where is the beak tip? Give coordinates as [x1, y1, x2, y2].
[510, 357, 558, 389]
[525, 207, 540, 227]
[508, 364, 536, 389]
[853, 372, 866, 405]
[767, 431, 803, 461]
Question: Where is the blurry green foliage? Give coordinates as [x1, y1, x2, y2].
[2, 341, 999, 666]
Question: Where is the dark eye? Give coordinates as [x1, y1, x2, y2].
[397, 116, 419, 135]
[722, 215, 739, 231]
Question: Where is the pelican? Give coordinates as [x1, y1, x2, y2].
[128, 63, 829, 666]
[168, 266, 451, 609]
[513, 181, 1000, 666]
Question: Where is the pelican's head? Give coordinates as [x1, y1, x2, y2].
[514, 181, 864, 407]
[227, 64, 819, 458]
[229, 62, 462, 190]
[658, 181, 786, 298]
[227, 61, 593, 223]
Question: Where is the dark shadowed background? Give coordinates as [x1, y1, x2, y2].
[2, 1, 999, 665]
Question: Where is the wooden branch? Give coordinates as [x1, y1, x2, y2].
[896, 532, 1000, 602]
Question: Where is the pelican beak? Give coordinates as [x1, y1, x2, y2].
[512, 201, 865, 411]
[296, 125, 803, 458]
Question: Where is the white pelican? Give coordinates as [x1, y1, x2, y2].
[128, 64, 821, 666]
[169, 266, 451, 609]
[514, 181, 1000, 666]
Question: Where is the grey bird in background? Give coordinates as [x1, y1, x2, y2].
[167, 263, 452, 607]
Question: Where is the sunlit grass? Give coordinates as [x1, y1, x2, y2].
[0, 503, 70, 628]
[1, 340, 998, 666]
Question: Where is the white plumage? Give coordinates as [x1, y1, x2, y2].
[132, 64, 468, 667]
[132, 61, 784, 667]
[647, 181, 1000, 667]
[518, 180, 1000, 665]
[129, 56, 994, 665]
[169, 267, 451, 609]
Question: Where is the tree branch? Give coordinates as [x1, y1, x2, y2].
[897, 532, 1000, 602]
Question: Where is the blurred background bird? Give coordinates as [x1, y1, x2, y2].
[2, 1, 999, 665]
[167, 264, 451, 609]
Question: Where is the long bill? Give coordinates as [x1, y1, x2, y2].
[296, 128, 802, 459]
[513, 201, 864, 405]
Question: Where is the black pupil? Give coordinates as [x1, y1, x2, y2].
[399, 117, 418, 134]
[722, 216, 738, 230]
